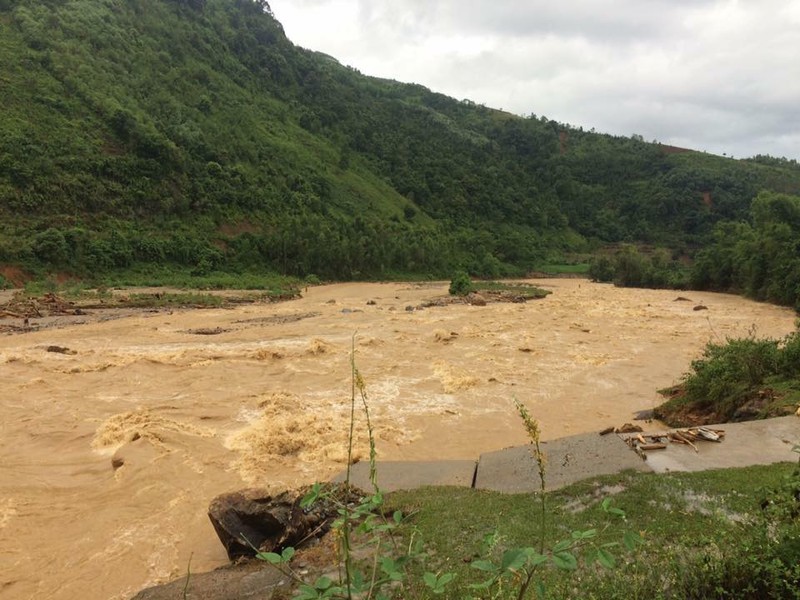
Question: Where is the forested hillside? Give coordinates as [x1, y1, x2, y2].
[691, 190, 800, 308]
[2, 0, 800, 282]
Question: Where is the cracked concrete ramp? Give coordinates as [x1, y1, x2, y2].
[474, 432, 652, 493]
[331, 417, 800, 495]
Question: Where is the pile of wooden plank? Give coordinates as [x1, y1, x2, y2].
[1, 292, 81, 319]
[620, 427, 726, 460]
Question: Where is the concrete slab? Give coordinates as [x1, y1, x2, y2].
[332, 460, 477, 492]
[474, 432, 652, 494]
[637, 416, 800, 473]
[328, 417, 800, 495]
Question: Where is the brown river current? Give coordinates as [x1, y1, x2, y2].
[0, 279, 796, 599]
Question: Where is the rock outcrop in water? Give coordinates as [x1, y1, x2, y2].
[208, 485, 360, 561]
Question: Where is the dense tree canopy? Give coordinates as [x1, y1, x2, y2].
[691, 191, 800, 309]
[1, 0, 800, 281]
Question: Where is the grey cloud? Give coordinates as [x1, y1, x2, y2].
[270, 0, 800, 159]
[353, 0, 715, 42]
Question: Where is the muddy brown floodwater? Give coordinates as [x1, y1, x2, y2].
[0, 280, 796, 599]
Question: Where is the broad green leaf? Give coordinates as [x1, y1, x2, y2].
[281, 546, 295, 561]
[597, 548, 616, 569]
[393, 510, 404, 524]
[601, 498, 626, 518]
[380, 556, 398, 573]
[530, 553, 548, 567]
[552, 551, 578, 571]
[470, 560, 498, 572]
[552, 539, 572, 553]
[380, 557, 403, 581]
[351, 569, 365, 589]
[426, 572, 455, 594]
[624, 530, 642, 551]
[294, 584, 319, 600]
[300, 483, 321, 509]
[571, 528, 597, 540]
[255, 552, 282, 564]
[468, 578, 496, 590]
[314, 576, 333, 590]
[584, 548, 598, 566]
[501, 548, 527, 572]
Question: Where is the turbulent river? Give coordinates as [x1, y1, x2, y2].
[0, 279, 796, 599]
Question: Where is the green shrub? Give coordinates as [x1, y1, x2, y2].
[32, 228, 69, 265]
[780, 331, 800, 378]
[588, 255, 614, 282]
[596, 245, 687, 290]
[448, 270, 473, 296]
[683, 337, 780, 414]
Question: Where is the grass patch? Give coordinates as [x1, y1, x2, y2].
[14, 277, 299, 311]
[535, 263, 590, 275]
[473, 280, 551, 299]
[15, 268, 302, 309]
[122, 292, 226, 308]
[22, 279, 111, 300]
[447, 273, 551, 300]
[385, 463, 800, 598]
[98, 267, 301, 294]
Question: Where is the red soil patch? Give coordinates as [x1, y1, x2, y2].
[658, 143, 693, 155]
[219, 221, 260, 236]
[54, 272, 78, 285]
[0, 265, 30, 287]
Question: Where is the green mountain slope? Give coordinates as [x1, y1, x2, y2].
[1, 0, 799, 281]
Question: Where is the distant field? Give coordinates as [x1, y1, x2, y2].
[535, 263, 590, 275]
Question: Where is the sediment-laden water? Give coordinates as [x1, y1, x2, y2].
[0, 280, 795, 599]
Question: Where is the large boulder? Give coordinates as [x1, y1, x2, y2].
[208, 485, 359, 561]
[467, 292, 487, 306]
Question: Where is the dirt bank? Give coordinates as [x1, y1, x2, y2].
[0, 280, 795, 599]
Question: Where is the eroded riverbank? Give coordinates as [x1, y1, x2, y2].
[0, 280, 796, 599]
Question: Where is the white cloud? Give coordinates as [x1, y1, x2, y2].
[271, 0, 800, 160]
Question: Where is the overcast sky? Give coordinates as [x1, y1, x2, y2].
[269, 0, 800, 161]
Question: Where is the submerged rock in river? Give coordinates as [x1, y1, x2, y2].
[208, 485, 361, 561]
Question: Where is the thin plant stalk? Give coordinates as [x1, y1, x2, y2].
[338, 335, 358, 600]
[514, 398, 548, 600]
[354, 366, 378, 492]
[182, 553, 192, 600]
[513, 398, 547, 543]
